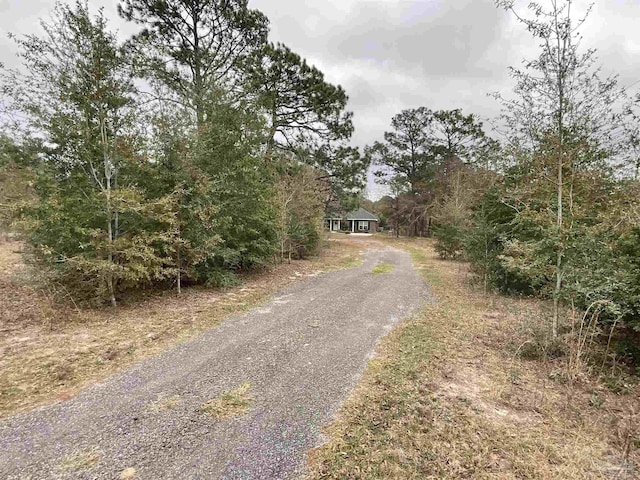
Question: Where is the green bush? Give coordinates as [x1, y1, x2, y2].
[433, 224, 466, 260]
[287, 217, 321, 259]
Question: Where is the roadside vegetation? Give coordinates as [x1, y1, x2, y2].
[307, 238, 639, 479]
[0, 236, 362, 418]
[148, 395, 181, 412]
[0, 0, 369, 419]
[0, 0, 367, 308]
[362, 1, 640, 374]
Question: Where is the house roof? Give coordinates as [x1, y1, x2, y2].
[345, 207, 379, 221]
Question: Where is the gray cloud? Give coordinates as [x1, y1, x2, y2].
[325, 0, 505, 77]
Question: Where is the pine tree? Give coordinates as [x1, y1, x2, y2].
[118, 0, 268, 126]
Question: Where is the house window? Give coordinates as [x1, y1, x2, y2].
[358, 221, 368, 231]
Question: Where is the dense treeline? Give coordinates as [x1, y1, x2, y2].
[366, 1, 640, 362]
[0, 0, 367, 305]
[365, 107, 498, 238]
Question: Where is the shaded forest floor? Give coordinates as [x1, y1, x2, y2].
[307, 236, 640, 479]
[0, 236, 364, 418]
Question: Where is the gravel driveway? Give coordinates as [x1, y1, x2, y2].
[0, 245, 428, 479]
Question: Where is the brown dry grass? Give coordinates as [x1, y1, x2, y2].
[148, 395, 181, 412]
[0, 236, 363, 418]
[200, 383, 252, 419]
[119, 467, 137, 479]
[306, 237, 640, 479]
[57, 447, 101, 472]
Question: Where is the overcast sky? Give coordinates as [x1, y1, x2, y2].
[1, 0, 639, 198]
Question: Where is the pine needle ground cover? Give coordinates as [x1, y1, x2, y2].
[307, 237, 639, 480]
[0, 238, 362, 418]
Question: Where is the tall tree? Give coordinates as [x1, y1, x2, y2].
[495, 0, 626, 337]
[368, 107, 436, 193]
[244, 43, 353, 162]
[432, 109, 487, 164]
[369, 107, 492, 236]
[305, 145, 369, 214]
[118, 0, 268, 126]
[430, 109, 490, 204]
[2, 1, 148, 306]
[244, 43, 366, 213]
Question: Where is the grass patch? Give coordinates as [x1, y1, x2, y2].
[337, 254, 363, 270]
[58, 447, 100, 472]
[201, 383, 252, 420]
[119, 467, 137, 479]
[306, 237, 640, 479]
[371, 262, 394, 274]
[148, 395, 181, 412]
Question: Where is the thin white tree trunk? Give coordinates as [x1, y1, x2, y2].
[552, 5, 566, 338]
[101, 112, 117, 308]
[177, 246, 182, 295]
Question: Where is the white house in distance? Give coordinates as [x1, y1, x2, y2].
[325, 207, 379, 233]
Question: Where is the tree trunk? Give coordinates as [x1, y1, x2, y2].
[553, 108, 564, 338]
[281, 202, 287, 263]
[552, 11, 567, 339]
[101, 112, 117, 308]
[553, 170, 563, 338]
[484, 236, 489, 295]
[177, 247, 182, 295]
[106, 216, 117, 308]
[192, 8, 205, 129]
[265, 111, 277, 164]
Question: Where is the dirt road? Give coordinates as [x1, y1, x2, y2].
[0, 244, 428, 479]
